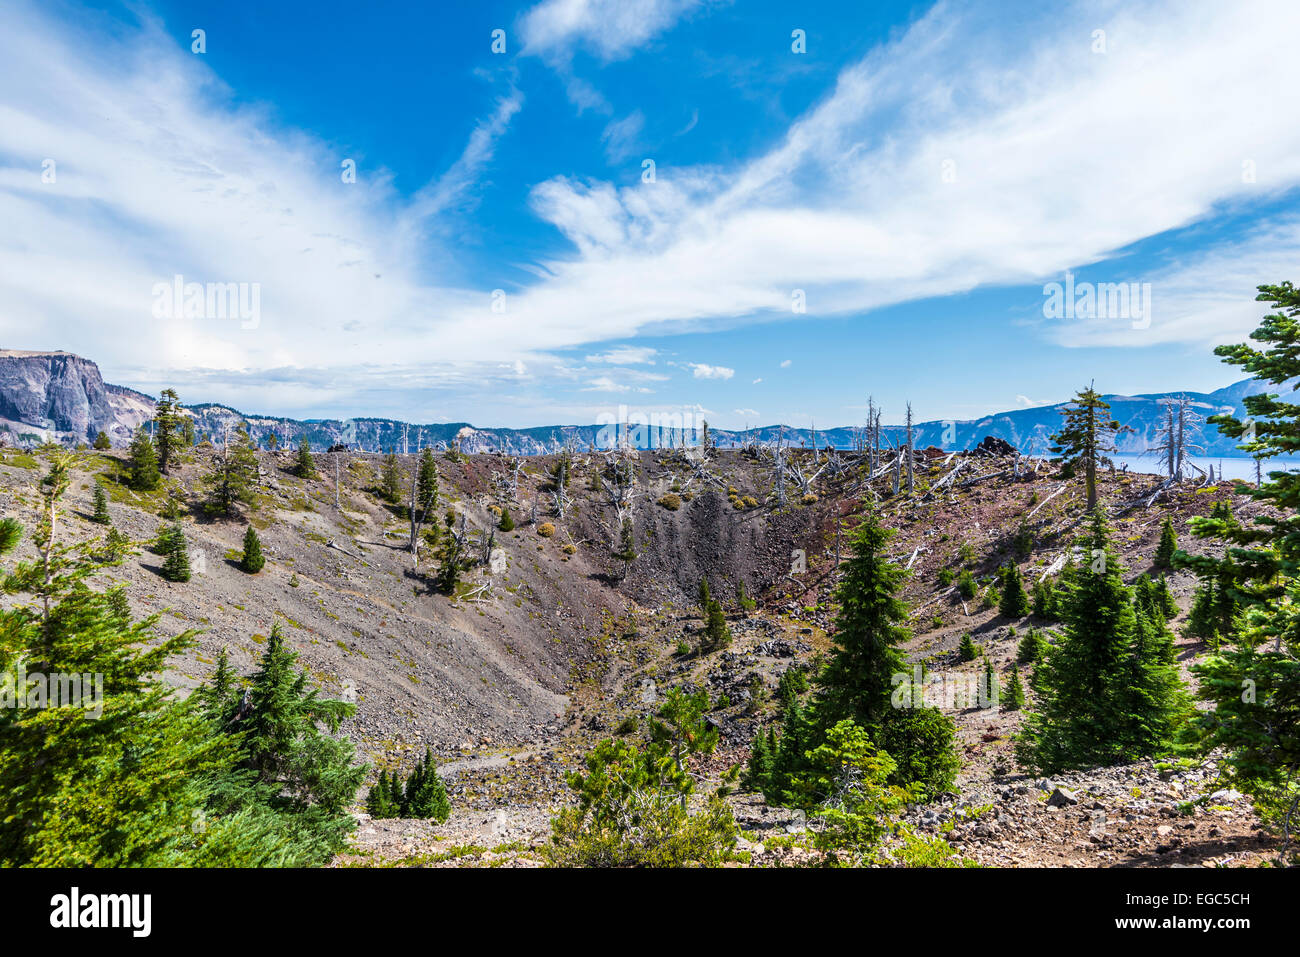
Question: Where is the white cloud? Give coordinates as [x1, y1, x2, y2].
[779, 359, 792, 368]
[689, 363, 734, 379]
[752, 377, 763, 384]
[582, 375, 629, 392]
[7, 0, 1300, 423]
[585, 346, 657, 364]
[1046, 218, 1300, 349]
[734, 407, 759, 417]
[520, 0, 704, 62]
[483, 0, 1300, 355]
[411, 88, 524, 219]
[601, 110, 645, 163]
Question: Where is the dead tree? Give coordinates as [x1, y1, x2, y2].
[1149, 394, 1206, 481]
[551, 455, 572, 518]
[905, 402, 915, 494]
[771, 426, 789, 507]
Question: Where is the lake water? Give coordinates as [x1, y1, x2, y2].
[1109, 454, 1299, 483]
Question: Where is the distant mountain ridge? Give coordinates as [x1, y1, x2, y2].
[0, 348, 1279, 459]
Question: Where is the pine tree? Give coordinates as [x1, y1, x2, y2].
[1154, 574, 1179, 620]
[366, 771, 398, 818]
[436, 530, 463, 594]
[957, 569, 977, 599]
[1032, 578, 1059, 619]
[1005, 666, 1026, 710]
[648, 687, 720, 810]
[700, 598, 731, 652]
[1050, 385, 1130, 509]
[614, 516, 637, 577]
[90, 482, 110, 524]
[958, 632, 979, 662]
[204, 429, 260, 516]
[128, 426, 160, 491]
[154, 388, 184, 474]
[1016, 509, 1188, 773]
[241, 525, 265, 573]
[381, 451, 403, 504]
[810, 510, 959, 799]
[498, 506, 515, 531]
[698, 576, 711, 611]
[103, 526, 130, 565]
[999, 564, 1030, 618]
[1154, 515, 1178, 568]
[242, 623, 365, 814]
[813, 512, 910, 728]
[92, 430, 111, 450]
[402, 748, 451, 821]
[984, 656, 1000, 707]
[160, 522, 191, 582]
[0, 453, 236, 866]
[1172, 282, 1300, 830]
[295, 438, 317, 479]
[1017, 627, 1049, 664]
[744, 727, 773, 790]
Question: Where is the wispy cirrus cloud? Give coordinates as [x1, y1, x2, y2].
[519, 0, 706, 62]
[470, 0, 1300, 356]
[5, 0, 1300, 428]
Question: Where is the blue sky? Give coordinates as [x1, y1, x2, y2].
[3, 0, 1300, 429]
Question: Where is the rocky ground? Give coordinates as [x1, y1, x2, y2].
[0, 442, 1284, 867]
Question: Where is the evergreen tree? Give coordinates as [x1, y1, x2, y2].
[436, 530, 463, 594]
[1016, 509, 1188, 773]
[0, 453, 235, 866]
[90, 482, 110, 524]
[744, 727, 773, 790]
[1178, 282, 1300, 830]
[1017, 627, 1049, 664]
[814, 512, 910, 729]
[204, 429, 260, 516]
[366, 771, 398, 817]
[999, 564, 1030, 618]
[295, 439, 317, 479]
[1154, 574, 1179, 620]
[764, 700, 812, 807]
[499, 506, 515, 531]
[958, 632, 979, 662]
[416, 448, 439, 519]
[614, 516, 637, 577]
[700, 597, 731, 652]
[1032, 578, 1059, 619]
[241, 525, 265, 573]
[154, 388, 184, 474]
[160, 522, 191, 582]
[1050, 385, 1129, 509]
[983, 656, 1000, 707]
[956, 569, 977, 599]
[649, 687, 720, 810]
[242, 623, 365, 815]
[380, 451, 403, 504]
[1005, 666, 1026, 710]
[92, 430, 111, 450]
[127, 426, 160, 491]
[697, 576, 711, 611]
[402, 748, 451, 821]
[103, 526, 130, 565]
[810, 510, 959, 799]
[1154, 515, 1178, 568]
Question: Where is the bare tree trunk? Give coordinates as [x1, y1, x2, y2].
[905, 402, 914, 494]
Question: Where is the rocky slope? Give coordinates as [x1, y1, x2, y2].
[0, 439, 1284, 868]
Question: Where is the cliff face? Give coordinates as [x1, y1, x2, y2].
[0, 350, 120, 444]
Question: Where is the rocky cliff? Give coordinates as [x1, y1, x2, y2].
[0, 349, 126, 445]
